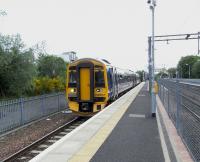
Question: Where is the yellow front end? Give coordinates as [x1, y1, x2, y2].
[66, 58, 109, 116]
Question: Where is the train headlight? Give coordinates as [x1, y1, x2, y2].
[96, 88, 102, 92]
[70, 88, 76, 93]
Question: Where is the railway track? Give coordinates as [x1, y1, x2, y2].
[2, 116, 89, 162]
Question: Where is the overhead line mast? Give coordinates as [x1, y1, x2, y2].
[147, 0, 156, 117]
[154, 32, 200, 55]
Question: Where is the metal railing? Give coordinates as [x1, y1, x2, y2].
[0, 92, 67, 135]
[158, 79, 200, 162]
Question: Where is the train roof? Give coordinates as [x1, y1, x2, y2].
[70, 58, 112, 66]
[70, 58, 135, 74]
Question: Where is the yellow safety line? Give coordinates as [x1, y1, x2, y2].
[69, 83, 144, 162]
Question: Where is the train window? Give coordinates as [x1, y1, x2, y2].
[107, 69, 113, 89]
[69, 66, 76, 70]
[68, 71, 77, 87]
[120, 75, 124, 83]
[95, 71, 105, 87]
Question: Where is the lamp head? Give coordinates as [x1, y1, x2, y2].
[147, 0, 156, 7]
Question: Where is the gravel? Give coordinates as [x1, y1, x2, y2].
[0, 111, 77, 161]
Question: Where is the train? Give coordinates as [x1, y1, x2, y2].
[66, 58, 140, 116]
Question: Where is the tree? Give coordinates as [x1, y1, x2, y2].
[177, 55, 200, 78]
[155, 71, 168, 80]
[136, 70, 146, 82]
[167, 67, 176, 78]
[192, 61, 200, 78]
[37, 54, 67, 79]
[36, 54, 67, 94]
[0, 34, 36, 97]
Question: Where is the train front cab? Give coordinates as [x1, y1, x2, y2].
[66, 59, 109, 116]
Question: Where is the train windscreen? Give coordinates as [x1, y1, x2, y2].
[69, 71, 77, 87]
[95, 71, 105, 87]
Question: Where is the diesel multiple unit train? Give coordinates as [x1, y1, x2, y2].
[66, 58, 140, 116]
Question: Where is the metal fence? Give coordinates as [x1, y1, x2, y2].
[158, 79, 200, 162]
[0, 92, 67, 135]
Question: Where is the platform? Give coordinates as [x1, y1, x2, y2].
[30, 82, 193, 162]
[90, 83, 165, 162]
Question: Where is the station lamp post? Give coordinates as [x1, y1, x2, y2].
[178, 66, 182, 78]
[198, 32, 200, 55]
[147, 0, 156, 117]
[185, 64, 191, 79]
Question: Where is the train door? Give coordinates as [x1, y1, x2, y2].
[111, 67, 117, 99]
[80, 68, 91, 101]
[77, 64, 94, 102]
[77, 62, 94, 112]
[107, 68, 115, 100]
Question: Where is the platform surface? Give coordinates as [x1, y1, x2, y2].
[90, 83, 165, 162]
[30, 82, 193, 162]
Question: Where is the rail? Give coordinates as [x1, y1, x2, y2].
[2, 117, 87, 162]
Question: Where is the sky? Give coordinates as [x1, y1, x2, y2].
[0, 0, 200, 71]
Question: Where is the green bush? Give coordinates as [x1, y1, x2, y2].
[34, 76, 65, 95]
